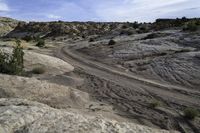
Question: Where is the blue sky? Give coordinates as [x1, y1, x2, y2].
[0, 0, 199, 22]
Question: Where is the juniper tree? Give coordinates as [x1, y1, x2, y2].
[0, 40, 24, 75]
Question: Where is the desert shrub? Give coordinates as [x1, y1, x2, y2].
[149, 100, 160, 108]
[32, 67, 45, 74]
[142, 33, 158, 40]
[27, 48, 33, 50]
[137, 26, 149, 33]
[82, 35, 86, 39]
[122, 24, 128, 29]
[33, 36, 41, 42]
[142, 33, 170, 40]
[183, 22, 198, 32]
[175, 49, 191, 53]
[131, 22, 139, 29]
[184, 108, 199, 120]
[23, 36, 33, 42]
[89, 38, 94, 42]
[120, 30, 134, 35]
[36, 39, 45, 47]
[108, 39, 116, 46]
[0, 40, 24, 75]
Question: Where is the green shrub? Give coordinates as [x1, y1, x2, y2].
[120, 30, 134, 35]
[131, 22, 139, 29]
[142, 33, 158, 40]
[0, 40, 24, 75]
[108, 39, 116, 46]
[184, 108, 199, 120]
[36, 39, 45, 47]
[174, 49, 191, 53]
[33, 36, 41, 42]
[89, 38, 94, 42]
[149, 100, 160, 108]
[122, 24, 128, 29]
[183, 22, 198, 32]
[32, 67, 45, 74]
[23, 36, 33, 42]
[138, 26, 149, 33]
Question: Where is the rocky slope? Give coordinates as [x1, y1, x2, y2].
[6, 21, 124, 38]
[0, 17, 19, 36]
[0, 98, 178, 133]
[77, 30, 200, 89]
[1, 17, 199, 133]
[1, 47, 74, 75]
[0, 74, 88, 109]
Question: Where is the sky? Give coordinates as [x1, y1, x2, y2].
[0, 0, 199, 22]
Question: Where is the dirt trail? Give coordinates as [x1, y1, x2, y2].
[55, 43, 200, 132]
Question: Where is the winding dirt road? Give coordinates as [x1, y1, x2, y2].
[55, 43, 200, 133]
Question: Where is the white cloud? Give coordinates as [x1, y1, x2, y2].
[46, 14, 61, 19]
[0, 0, 9, 12]
[92, 0, 198, 22]
[2, 0, 198, 22]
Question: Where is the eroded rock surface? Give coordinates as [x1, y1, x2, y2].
[24, 51, 74, 75]
[0, 98, 178, 133]
[0, 74, 88, 109]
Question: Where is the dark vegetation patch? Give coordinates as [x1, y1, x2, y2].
[152, 17, 200, 30]
[108, 39, 116, 46]
[0, 40, 24, 75]
[36, 39, 45, 47]
[174, 49, 192, 53]
[184, 108, 199, 120]
[89, 38, 95, 42]
[120, 29, 134, 35]
[31, 67, 46, 74]
[142, 32, 170, 40]
[149, 100, 161, 108]
[183, 21, 199, 32]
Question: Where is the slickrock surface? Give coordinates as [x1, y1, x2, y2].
[0, 98, 178, 133]
[24, 51, 74, 75]
[0, 74, 88, 109]
[0, 47, 74, 75]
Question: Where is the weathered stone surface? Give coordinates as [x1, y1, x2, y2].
[24, 51, 74, 75]
[0, 74, 89, 109]
[0, 47, 74, 75]
[0, 98, 178, 133]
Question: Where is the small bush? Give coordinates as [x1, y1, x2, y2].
[108, 39, 116, 46]
[33, 36, 41, 42]
[32, 67, 45, 74]
[0, 40, 24, 75]
[82, 35, 86, 39]
[23, 36, 33, 42]
[131, 22, 139, 29]
[138, 26, 149, 33]
[184, 108, 199, 120]
[89, 38, 94, 42]
[27, 48, 33, 50]
[174, 49, 191, 53]
[36, 39, 45, 47]
[149, 100, 160, 108]
[120, 30, 134, 36]
[122, 24, 128, 29]
[143, 33, 158, 40]
[183, 22, 198, 32]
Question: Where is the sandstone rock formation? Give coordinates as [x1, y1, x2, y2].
[0, 74, 88, 109]
[24, 51, 74, 75]
[0, 98, 178, 133]
[0, 17, 19, 36]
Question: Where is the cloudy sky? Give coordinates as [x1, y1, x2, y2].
[0, 0, 199, 22]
